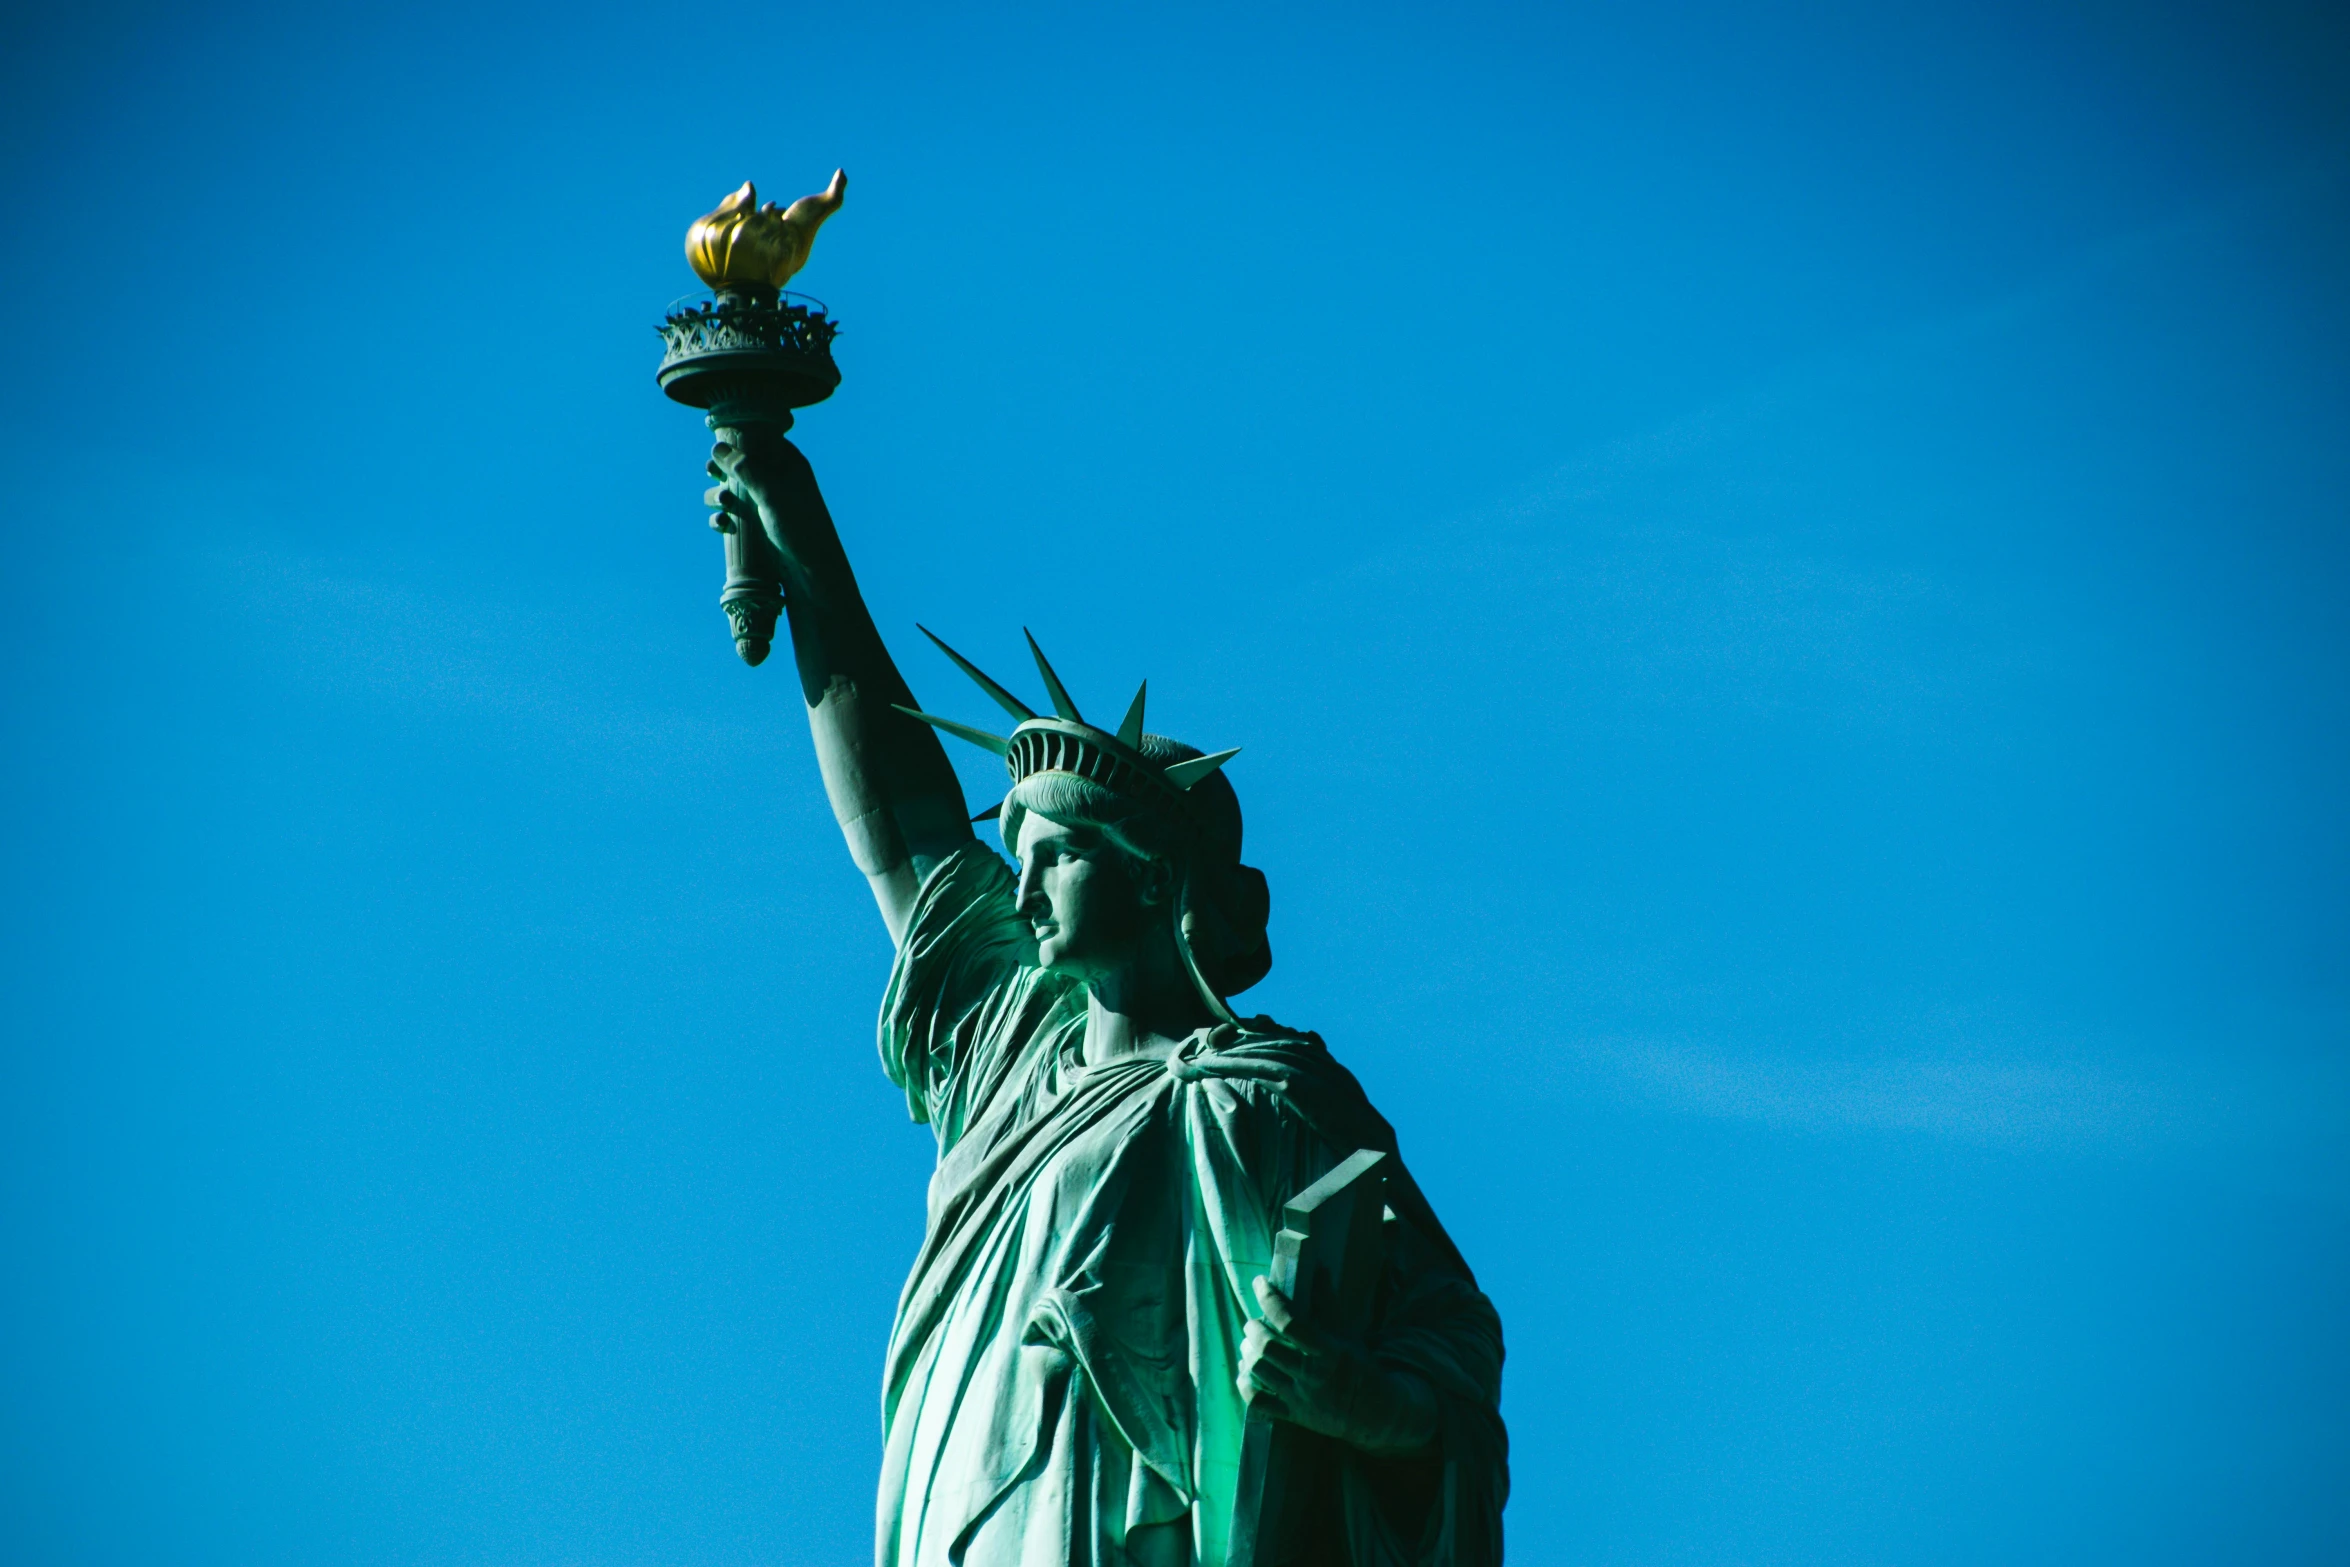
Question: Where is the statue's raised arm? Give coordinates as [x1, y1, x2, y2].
[708, 428, 974, 942]
[658, 171, 969, 941]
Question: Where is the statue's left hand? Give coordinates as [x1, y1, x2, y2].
[1238, 1274, 1439, 1457]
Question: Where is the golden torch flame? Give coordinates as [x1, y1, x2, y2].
[686, 170, 847, 291]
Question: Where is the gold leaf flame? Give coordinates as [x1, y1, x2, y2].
[685, 170, 847, 290]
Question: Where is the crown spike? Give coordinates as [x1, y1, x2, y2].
[891, 703, 1010, 756]
[1023, 629, 1083, 722]
[1116, 680, 1148, 747]
[918, 625, 1035, 721]
[1164, 746, 1240, 790]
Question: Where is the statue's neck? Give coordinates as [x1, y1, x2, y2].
[1082, 931, 1212, 1063]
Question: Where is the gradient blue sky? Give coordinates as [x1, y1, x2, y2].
[3, 2, 2346, 1563]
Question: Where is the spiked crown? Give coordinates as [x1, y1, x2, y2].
[894, 627, 1240, 820]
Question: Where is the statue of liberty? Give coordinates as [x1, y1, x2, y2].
[673, 176, 1505, 1567]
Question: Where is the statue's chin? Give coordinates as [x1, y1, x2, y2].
[1033, 936, 1098, 979]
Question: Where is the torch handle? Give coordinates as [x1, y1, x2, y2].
[707, 399, 794, 666]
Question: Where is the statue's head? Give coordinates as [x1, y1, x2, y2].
[898, 630, 1271, 1018]
[1001, 731, 1270, 1005]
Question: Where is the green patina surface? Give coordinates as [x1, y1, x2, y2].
[873, 847, 1503, 1566]
[672, 371, 1508, 1562]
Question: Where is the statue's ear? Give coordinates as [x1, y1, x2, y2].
[1137, 855, 1178, 908]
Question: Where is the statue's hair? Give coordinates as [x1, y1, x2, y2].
[1000, 734, 1271, 998]
[1002, 770, 1174, 870]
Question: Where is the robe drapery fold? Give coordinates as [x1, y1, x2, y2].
[874, 844, 1507, 1567]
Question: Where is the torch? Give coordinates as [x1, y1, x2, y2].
[655, 171, 846, 665]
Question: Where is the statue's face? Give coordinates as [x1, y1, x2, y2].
[1012, 812, 1157, 980]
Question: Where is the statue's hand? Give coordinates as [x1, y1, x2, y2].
[1237, 1274, 1439, 1458]
[705, 425, 831, 580]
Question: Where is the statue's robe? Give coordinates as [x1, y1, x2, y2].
[876, 845, 1507, 1567]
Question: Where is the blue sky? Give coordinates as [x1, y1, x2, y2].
[3, 2, 2345, 1563]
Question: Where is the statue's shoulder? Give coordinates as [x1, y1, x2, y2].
[1170, 1024, 1391, 1169]
[1169, 1015, 1322, 1074]
[1170, 1016, 1385, 1132]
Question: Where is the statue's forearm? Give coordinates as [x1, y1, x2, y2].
[754, 453, 974, 936]
[785, 580, 973, 860]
